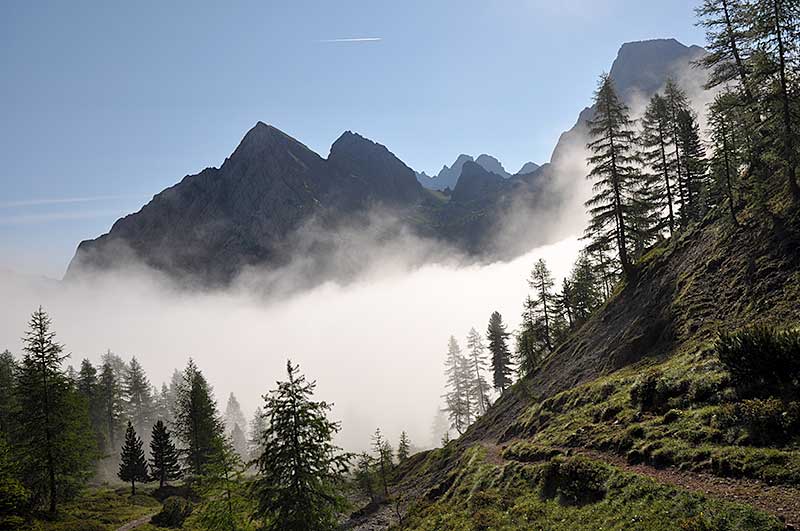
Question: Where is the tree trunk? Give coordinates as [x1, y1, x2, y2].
[773, 0, 799, 200]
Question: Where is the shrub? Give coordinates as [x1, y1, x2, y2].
[717, 399, 800, 446]
[540, 456, 608, 506]
[150, 496, 192, 528]
[630, 372, 688, 412]
[716, 325, 800, 399]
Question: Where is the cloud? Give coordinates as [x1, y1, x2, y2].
[0, 195, 142, 208]
[317, 37, 382, 43]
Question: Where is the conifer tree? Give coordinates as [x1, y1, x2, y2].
[443, 337, 470, 434]
[354, 452, 376, 504]
[224, 393, 247, 434]
[152, 383, 172, 424]
[516, 296, 547, 377]
[664, 79, 693, 222]
[487, 311, 513, 392]
[76, 359, 106, 453]
[149, 420, 181, 488]
[97, 361, 123, 454]
[14, 308, 96, 513]
[397, 431, 411, 462]
[118, 421, 149, 495]
[252, 361, 350, 531]
[372, 428, 391, 498]
[230, 423, 248, 460]
[196, 436, 252, 531]
[641, 93, 677, 236]
[749, 0, 800, 199]
[247, 407, 267, 463]
[124, 357, 153, 444]
[174, 360, 223, 478]
[567, 253, 604, 324]
[709, 92, 744, 224]
[466, 328, 491, 415]
[676, 109, 710, 223]
[429, 409, 450, 448]
[528, 259, 560, 350]
[584, 74, 639, 277]
[0, 350, 17, 436]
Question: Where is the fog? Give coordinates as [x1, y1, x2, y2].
[0, 236, 581, 451]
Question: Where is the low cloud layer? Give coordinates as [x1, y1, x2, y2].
[0, 236, 581, 451]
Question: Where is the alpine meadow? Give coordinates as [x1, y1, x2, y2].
[2, 1, 800, 530]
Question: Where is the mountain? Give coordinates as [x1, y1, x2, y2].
[68, 38, 709, 288]
[515, 161, 540, 175]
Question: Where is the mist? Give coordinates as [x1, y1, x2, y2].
[0, 235, 581, 452]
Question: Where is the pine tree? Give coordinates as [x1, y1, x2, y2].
[443, 337, 470, 434]
[124, 357, 153, 444]
[465, 327, 491, 415]
[696, 0, 755, 102]
[14, 308, 96, 513]
[252, 361, 350, 531]
[118, 421, 149, 495]
[487, 311, 513, 392]
[247, 407, 267, 463]
[149, 420, 181, 488]
[97, 361, 123, 455]
[354, 452, 376, 503]
[196, 436, 252, 531]
[174, 360, 223, 478]
[0, 350, 17, 436]
[224, 393, 247, 434]
[749, 0, 800, 199]
[676, 109, 710, 223]
[372, 428, 391, 498]
[584, 74, 639, 277]
[640, 93, 677, 236]
[397, 431, 411, 462]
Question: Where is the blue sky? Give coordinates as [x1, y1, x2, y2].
[0, 0, 705, 277]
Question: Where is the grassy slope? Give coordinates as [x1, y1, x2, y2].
[387, 204, 800, 530]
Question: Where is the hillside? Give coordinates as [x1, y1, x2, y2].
[348, 202, 800, 529]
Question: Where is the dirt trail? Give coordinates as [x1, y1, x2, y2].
[491, 441, 800, 528]
[114, 512, 157, 531]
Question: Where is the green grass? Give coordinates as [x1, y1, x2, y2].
[401, 447, 783, 531]
[17, 486, 161, 531]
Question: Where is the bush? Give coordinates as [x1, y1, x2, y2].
[630, 372, 688, 413]
[540, 456, 608, 506]
[151, 496, 192, 528]
[716, 325, 800, 399]
[717, 399, 800, 446]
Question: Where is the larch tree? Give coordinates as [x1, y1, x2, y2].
[528, 259, 559, 351]
[230, 423, 248, 460]
[708, 92, 744, 224]
[676, 109, 710, 223]
[224, 392, 247, 434]
[664, 79, 693, 226]
[443, 336, 470, 434]
[584, 74, 639, 278]
[517, 296, 547, 377]
[196, 435, 252, 531]
[118, 421, 149, 496]
[487, 312, 513, 393]
[372, 428, 391, 498]
[149, 420, 181, 488]
[0, 350, 17, 436]
[97, 361, 123, 454]
[466, 327, 491, 415]
[640, 93, 677, 236]
[174, 359, 224, 479]
[247, 407, 267, 463]
[14, 308, 96, 514]
[251, 361, 350, 531]
[355, 452, 376, 504]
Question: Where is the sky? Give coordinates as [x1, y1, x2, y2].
[0, 0, 705, 278]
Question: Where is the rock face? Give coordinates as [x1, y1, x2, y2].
[68, 38, 708, 288]
[515, 162, 540, 176]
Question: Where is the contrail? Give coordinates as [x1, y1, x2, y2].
[317, 37, 382, 43]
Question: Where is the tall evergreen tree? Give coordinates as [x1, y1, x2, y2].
[640, 93, 677, 236]
[152, 383, 172, 424]
[124, 357, 153, 443]
[516, 296, 547, 377]
[566, 253, 604, 324]
[230, 423, 248, 460]
[487, 311, 513, 392]
[0, 350, 17, 436]
[676, 109, 710, 223]
[174, 360, 223, 478]
[149, 420, 181, 488]
[76, 359, 106, 455]
[528, 259, 560, 351]
[442, 337, 470, 434]
[354, 452, 376, 504]
[397, 431, 411, 463]
[749, 0, 800, 199]
[118, 421, 149, 495]
[664, 79, 693, 224]
[372, 428, 391, 498]
[97, 361, 123, 455]
[247, 407, 267, 463]
[251, 361, 350, 531]
[709, 92, 745, 224]
[196, 436, 252, 531]
[14, 308, 96, 513]
[584, 74, 639, 277]
[465, 328, 491, 415]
